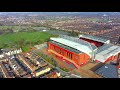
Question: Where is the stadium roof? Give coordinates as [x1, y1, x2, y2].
[95, 64, 118, 78]
[95, 44, 120, 62]
[50, 40, 82, 54]
[50, 36, 97, 57]
[79, 34, 110, 44]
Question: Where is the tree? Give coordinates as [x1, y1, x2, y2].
[70, 30, 78, 36]
[18, 38, 25, 48]
[14, 41, 21, 49]
[1, 43, 9, 48]
[39, 39, 45, 43]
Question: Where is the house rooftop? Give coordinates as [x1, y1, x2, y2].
[95, 64, 118, 78]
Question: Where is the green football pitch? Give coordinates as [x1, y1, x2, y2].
[0, 32, 53, 52]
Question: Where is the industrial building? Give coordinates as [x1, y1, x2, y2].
[48, 34, 120, 69]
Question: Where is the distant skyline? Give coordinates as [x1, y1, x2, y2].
[0, 12, 118, 13]
[0, 12, 119, 16]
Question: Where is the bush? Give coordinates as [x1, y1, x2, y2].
[21, 46, 30, 52]
[37, 52, 56, 66]
[61, 68, 69, 72]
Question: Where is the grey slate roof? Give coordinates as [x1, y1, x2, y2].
[95, 64, 118, 78]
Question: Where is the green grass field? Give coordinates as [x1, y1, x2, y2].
[0, 32, 53, 52]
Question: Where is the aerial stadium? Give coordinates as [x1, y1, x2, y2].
[47, 34, 120, 69]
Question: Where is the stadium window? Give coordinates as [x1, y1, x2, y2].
[56, 47, 58, 52]
[61, 49, 63, 54]
[67, 52, 68, 57]
[65, 51, 67, 57]
[69, 53, 71, 59]
[62, 49, 63, 54]
[51, 44, 53, 49]
[54, 46, 55, 51]
[58, 48, 60, 54]
[50, 44, 52, 49]
[71, 54, 72, 60]
[56, 47, 58, 53]
[57, 47, 59, 53]
[59, 49, 61, 54]
[52, 45, 54, 50]
[54, 45, 56, 50]
[75, 56, 79, 60]
[67, 52, 69, 58]
[55, 47, 57, 52]
[53, 45, 55, 50]
[68, 53, 70, 58]
[61, 50, 64, 55]
[58, 48, 59, 53]
[70, 54, 72, 59]
[118, 53, 120, 60]
[50, 46, 52, 49]
[67, 53, 69, 58]
[60, 49, 61, 54]
[57, 48, 60, 53]
[69, 53, 70, 58]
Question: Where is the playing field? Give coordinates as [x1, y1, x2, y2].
[0, 32, 53, 52]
